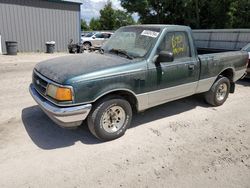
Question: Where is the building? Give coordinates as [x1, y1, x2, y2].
[0, 0, 82, 53]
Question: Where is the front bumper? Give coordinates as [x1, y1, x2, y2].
[29, 84, 92, 128]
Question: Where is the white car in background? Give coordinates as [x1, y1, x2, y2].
[81, 32, 113, 49]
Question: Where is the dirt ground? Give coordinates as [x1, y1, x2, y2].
[0, 53, 249, 188]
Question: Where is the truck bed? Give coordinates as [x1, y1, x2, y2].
[198, 51, 248, 80]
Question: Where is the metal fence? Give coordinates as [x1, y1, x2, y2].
[193, 29, 250, 51]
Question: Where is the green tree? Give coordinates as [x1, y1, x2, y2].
[91, 1, 135, 30]
[99, 1, 116, 30]
[228, 0, 250, 28]
[89, 18, 101, 30]
[81, 19, 89, 31]
[120, 0, 150, 24]
[198, 0, 232, 29]
[120, 0, 250, 29]
[114, 10, 135, 29]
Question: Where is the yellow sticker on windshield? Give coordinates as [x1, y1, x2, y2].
[141, 30, 159, 38]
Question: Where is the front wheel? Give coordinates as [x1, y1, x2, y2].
[204, 76, 230, 106]
[87, 97, 132, 141]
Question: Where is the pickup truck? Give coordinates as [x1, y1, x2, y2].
[29, 25, 248, 141]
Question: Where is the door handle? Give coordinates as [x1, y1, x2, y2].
[188, 64, 195, 70]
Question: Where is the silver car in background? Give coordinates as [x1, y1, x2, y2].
[81, 32, 113, 49]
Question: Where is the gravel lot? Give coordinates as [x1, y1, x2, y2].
[0, 53, 249, 188]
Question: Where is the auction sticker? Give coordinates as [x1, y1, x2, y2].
[141, 30, 159, 38]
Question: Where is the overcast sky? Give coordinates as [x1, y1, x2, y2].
[81, 0, 138, 24]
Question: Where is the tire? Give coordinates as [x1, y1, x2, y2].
[204, 76, 230, 106]
[87, 96, 132, 141]
[83, 42, 91, 50]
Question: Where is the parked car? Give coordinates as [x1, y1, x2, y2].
[242, 43, 250, 78]
[30, 25, 248, 141]
[81, 32, 113, 49]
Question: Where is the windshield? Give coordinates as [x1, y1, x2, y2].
[102, 26, 161, 58]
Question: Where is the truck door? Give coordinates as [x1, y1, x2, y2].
[148, 31, 199, 107]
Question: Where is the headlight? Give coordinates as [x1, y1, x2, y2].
[47, 84, 73, 101]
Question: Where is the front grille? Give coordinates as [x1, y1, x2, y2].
[33, 71, 49, 96]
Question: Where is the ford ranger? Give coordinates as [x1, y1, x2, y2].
[29, 25, 248, 141]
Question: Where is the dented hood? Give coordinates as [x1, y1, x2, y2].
[35, 53, 130, 84]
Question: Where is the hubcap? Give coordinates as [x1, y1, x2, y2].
[101, 106, 126, 133]
[216, 83, 228, 101]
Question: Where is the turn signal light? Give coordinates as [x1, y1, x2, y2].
[47, 84, 73, 101]
[55, 87, 73, 101]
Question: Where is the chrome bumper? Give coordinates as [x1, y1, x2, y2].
[29, 84, 92, 128]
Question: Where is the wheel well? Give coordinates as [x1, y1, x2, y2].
[95, 90, 138, 112]
[83, 41, 92, 46]
[219, 68, 235, 93]
[219, 69, 234, 82]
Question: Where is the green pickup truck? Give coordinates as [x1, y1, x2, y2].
[30, 25, 248, 141]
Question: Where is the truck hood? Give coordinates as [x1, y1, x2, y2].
[35, 53, 130, 84]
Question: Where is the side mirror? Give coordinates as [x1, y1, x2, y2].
[92, 36, 96, 39]
[157, 51, 174, 63]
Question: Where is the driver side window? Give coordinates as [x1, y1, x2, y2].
[158, 33, 174, 52]
[158, 32, 191, 60]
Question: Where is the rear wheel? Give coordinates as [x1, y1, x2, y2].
[87, 97, 132, 141]
[205, 76, 230, 106]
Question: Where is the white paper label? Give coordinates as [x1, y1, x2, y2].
[141, 30, 159, 38]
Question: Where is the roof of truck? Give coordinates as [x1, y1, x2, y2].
[122, 24, 190, 30]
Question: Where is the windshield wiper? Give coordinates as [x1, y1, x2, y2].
[109, 48, 134, 60]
